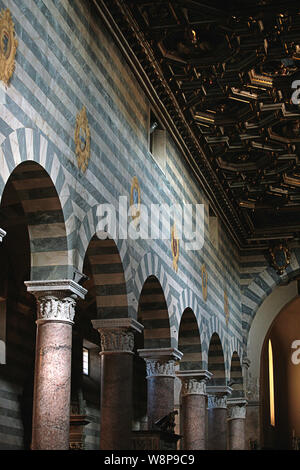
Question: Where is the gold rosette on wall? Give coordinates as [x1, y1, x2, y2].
[171, 223, 179, 272]
[0, 9, 18, 86]
[75, 106, 91, 172]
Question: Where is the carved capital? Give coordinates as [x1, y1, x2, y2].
[181, 378, 207, 396]
[36, 295, 76, 324]
[176, 369, 212, 396]
[99, 328, 135, 353]
[227, 398, 247, 420]
[25, 280, 86, 325]
[208, 394, 227, 409]
[228, 405, 247, 420]
[144, 359, 176, 378]
[138, 348, 183, 378]
[92, 318, 143, 354]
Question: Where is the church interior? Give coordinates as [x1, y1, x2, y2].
[0, 0, 300, 451]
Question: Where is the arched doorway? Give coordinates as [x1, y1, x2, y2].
[260, 296, 300, 449]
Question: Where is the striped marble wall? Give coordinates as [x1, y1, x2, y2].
[0, 1, 291, 449]
[0, 0, 245, 367]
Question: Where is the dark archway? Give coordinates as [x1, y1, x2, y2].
[207, 332, 226, 386]
[178, 308, 202, 370]
[230, 352, 243, 398]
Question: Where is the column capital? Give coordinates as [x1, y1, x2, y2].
[92, 317, 143, 354]
[25, 279, 87, 325]
[227, 398, 247, 420]
[0, 229, 6, 242]
[176, 369, 213, 396]
[138, 348, 183, 378]
[207, 386, 232, 409]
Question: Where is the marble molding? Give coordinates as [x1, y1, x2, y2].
[92, 318, 143, 353]
[227, 398, 248, 420]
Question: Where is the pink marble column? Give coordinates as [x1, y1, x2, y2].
[227, 399, 247, 450]
[176, 370, 212, 450]
[138, 348, 183, 430]
[207, 386, 232, 450]
[92, 318, 143, 450]
[25, 280, 87, 450]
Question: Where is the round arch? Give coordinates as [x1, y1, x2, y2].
[137, 275, 171, 349]
[178, 308, 202, 370]
[208, 332, 226, 385]
[0, 128, 72, 280]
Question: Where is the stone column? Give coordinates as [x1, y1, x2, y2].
[25, 279, 87, 450]
[227, 398, 247, 450]
[176, 370, 212, 450]
[92, 318, 143, 450]
[138, 348, 183, 430]
[0, 229, 6, 242]
[207, 386, 232, 450]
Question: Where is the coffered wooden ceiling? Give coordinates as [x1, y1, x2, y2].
[93, 0, 300, 250]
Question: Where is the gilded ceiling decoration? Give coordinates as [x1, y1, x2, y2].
[100, 0, 300, 249]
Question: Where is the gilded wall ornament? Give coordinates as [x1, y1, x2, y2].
[130, 176, 141, 223]
[75, 106, 90, 172]
[171, 223, 179, 272]
[224, 289, 229, 325]
[201, 264, 208, 301]
[269, 242, 291, 275]
[0, 9, 18, 86]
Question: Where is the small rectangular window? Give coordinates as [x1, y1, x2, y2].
[209, 206, 219, 251]
[83, 347, 89, 376]
[149, 109, 166, 173]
